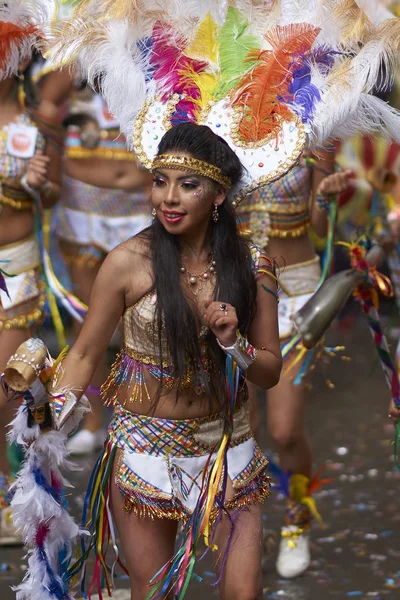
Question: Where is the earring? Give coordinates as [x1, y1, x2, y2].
[152, 208, 157, 221]
[212, 203, 219, 223]
[17, 72, 26, 110]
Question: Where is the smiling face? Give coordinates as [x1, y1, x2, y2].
[151, 153, 227, 236]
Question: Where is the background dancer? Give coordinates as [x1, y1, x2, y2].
[39, 71, 152, 454]
[239, 152, 351, 578]
[0, 2, 62, 543]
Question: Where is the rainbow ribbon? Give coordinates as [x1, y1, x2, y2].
[145, 355, 240, 600]
[342, 239, 400, 468]
[20, 176, 88, 350]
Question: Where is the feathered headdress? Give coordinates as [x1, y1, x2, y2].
[48, 0, 400, 201]
[0, 0, 55, 80]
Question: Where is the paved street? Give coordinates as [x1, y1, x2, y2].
[2, 313, 400, 600]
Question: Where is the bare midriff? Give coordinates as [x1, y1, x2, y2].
[267, 233, 316, 268]
[65, 158, 151, 190]
[111, 366, 224, 420]
[0, 205, 34, 246]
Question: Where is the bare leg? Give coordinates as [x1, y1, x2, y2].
[267, 366, 312, 478]
[213, 479, 263, 600]
[67, 256, 108, 433]
[110, 453, 178, 600]
[0, 327, 31, 475]
[267, 362, 313, 579]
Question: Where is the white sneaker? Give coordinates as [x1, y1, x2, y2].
[0, 505, 23, 546]
[276, 525, 310, 579]
[66, 429, 105, 455]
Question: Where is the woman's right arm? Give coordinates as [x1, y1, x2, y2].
[53, 247, 130, 396]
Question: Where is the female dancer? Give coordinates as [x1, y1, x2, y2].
[38, 70, 152, 454]
[53, 122, 281, 599]
[0, 59, 62, 541]
[239, 154, 351, 578]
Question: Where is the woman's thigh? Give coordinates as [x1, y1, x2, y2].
[110, 454, 178, 600]
[213, 479, 264, 600]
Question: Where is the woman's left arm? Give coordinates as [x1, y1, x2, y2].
[246, 263, 282, 389]
[204, 257, 282, 390]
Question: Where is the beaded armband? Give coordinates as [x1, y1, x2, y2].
[217, 330, 257, 370]
[316, 195, 331, 211]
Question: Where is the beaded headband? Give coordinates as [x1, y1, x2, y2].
[152, 154, 232, 188]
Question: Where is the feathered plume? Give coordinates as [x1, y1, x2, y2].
[150, 21, 210, 123]
[329, 0, 374, 44]
[213, 6, 260, 100]
[232, 23, 320, 142]
[0, 0, 55, 80]
[280, 45, 338, 124]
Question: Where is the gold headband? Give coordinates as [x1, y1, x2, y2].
[151, 154, 232, 188]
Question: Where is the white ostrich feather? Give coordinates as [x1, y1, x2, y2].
[355, 0, 394, 25]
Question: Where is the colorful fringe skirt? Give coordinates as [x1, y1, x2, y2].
[73, 401, 271, 596]
[0, 235, 45, 331]
[110, 402, 270, 520]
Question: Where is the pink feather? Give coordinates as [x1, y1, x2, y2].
[150, 21, 208, 121]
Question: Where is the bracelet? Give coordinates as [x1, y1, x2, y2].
[217, 330, 257, 370]
[316, 195, 331, 211]
[50, 390, 79, 430]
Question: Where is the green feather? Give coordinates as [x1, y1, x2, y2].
[214, 6, 261, 101]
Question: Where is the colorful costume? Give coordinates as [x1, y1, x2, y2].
[97, 247, 270, 525]
[0, 113, 46, 331]
[31, 0, 400, 597]
[56, 92, 151, 267]
[237, 155, 322, 339]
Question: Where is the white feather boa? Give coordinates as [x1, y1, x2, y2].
[8, 397, 90, 600]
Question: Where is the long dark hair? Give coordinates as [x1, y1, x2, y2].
[141, 123, 257, 407]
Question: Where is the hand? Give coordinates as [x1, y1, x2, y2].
[388, 397, 400, 425]
[26, 151, 50, 188]
[317, 169, 353, 199]
[203, 300, 238, 347]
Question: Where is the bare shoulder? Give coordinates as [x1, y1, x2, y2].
[107, 233, 153, 305]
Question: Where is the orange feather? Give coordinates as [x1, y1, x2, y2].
[231, 24, 320, 143]
[0, 22, 38, 70]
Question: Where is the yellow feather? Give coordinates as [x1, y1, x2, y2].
[182, 68, 218, 113]
[185, 13, 219, 65]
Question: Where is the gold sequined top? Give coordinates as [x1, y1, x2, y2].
[123, 291, 173, 366]
[122, 243, 271, 367]
[237, 155, 312, 246]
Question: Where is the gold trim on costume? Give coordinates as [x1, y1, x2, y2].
[152, 155, 232, 188]
[268, 222, 310, 238]
[237, 201, 310, 215]
[124, 344, 173, 368]
[281, 256, 320, 272]
[0, 282, 45, 331]
[66, 147, 136, 161]
[0, 194, 33, 211]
